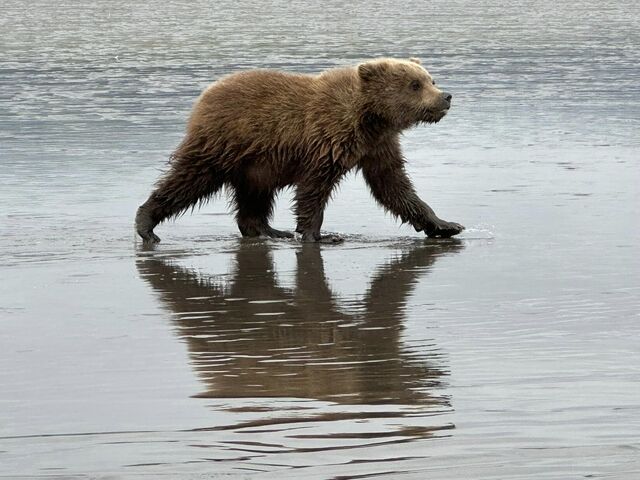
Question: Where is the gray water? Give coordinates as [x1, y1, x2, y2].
[1, 1, 639, 478]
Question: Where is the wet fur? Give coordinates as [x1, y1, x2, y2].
[135, 57, 464, 242]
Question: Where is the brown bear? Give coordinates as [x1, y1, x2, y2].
[135, 57, 464, 243]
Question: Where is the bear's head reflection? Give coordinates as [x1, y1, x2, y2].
[137, 240, 463, 406]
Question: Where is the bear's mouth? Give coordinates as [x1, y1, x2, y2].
[420, 106, 449, 124]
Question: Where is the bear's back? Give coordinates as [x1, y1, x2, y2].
[193, 70, 314, 128]
[187, 68, 362, 157]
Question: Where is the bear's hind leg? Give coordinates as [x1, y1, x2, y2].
[136, 166, 225, 243]
[232, 186, 293, 239]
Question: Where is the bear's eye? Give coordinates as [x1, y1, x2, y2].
[410, 80, 422, 91]
[432, 79, 436, 86]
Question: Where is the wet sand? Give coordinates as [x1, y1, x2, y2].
[2, 0, 640, 478]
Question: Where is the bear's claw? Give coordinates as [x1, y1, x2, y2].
[135, 206, 161, 243]
[138, 230, 161, 244]
[298, 231, 344, 243]
[318, 234, 344, 244]
[427, 220, 465, 238]
[262, 226, 295, 239]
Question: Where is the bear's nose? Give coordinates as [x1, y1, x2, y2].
[443, 92, 453, 103]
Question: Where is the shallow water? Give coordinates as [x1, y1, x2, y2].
[1, 1, 640, 478]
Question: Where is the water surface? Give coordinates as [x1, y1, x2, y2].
[1, 1, 639, 478]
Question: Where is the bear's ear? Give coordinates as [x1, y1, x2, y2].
[358, 62, 387, 82]
[408, 57, 422, 65]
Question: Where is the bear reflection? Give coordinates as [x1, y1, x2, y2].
[137, 241, 462, 406]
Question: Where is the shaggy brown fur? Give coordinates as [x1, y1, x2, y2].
[135, 57, 464, 243]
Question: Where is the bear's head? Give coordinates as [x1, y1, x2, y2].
[358, 57, 452, 129]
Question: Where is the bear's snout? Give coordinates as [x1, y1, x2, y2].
[441, 92, 452, 109]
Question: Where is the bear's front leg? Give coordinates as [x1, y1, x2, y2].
[361, 144, 464, 239]
[232, 185, 294, 239]
[294, 179, 344, 243]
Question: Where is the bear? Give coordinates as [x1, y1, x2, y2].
[135, 57, 464, 243]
